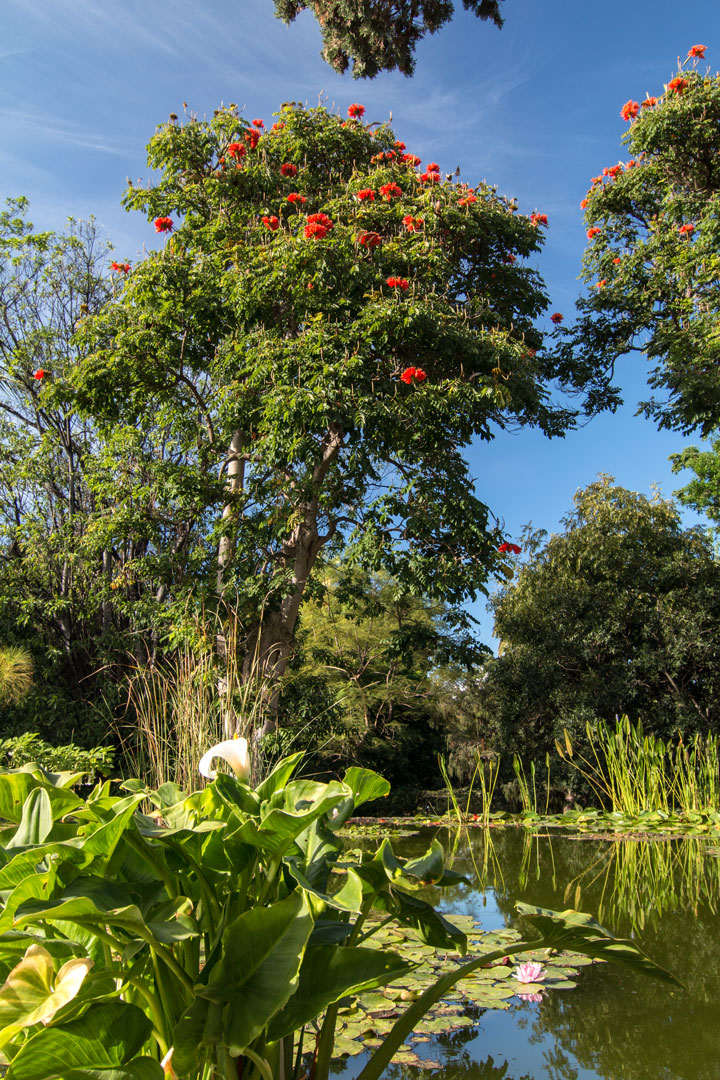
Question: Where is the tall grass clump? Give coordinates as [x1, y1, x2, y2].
[556, 715, 720, 815]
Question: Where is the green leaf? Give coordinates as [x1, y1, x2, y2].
[197, 891, 313, 1055]
[0, 945, 93, 1047]
[0, 773, 80, 824]
[378, 891, 467, 955]
[284, 858, 363, 912]
[6, 1001, 154, 1079]
[6, 790, 53, 850]
[255, 752, 305, 801]
[342, 768, 390, 809]
[267, 945, 413, 1041]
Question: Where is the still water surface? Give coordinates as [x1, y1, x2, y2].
[335, 827, 720, 1080]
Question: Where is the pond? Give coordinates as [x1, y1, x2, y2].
[334, 826, 720, 1080]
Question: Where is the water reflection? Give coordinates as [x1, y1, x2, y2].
[341, 826, 720, 1079]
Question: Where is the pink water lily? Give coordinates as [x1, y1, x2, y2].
[518, 991, 544, 1003]
[514, 961, 545, 983]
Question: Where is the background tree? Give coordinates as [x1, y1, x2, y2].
[561, 46, 720, 435]
[480, 476, 720, 789]
[72, 100, 616, 735]
[276, 563, 488, 792]
[273, 0, 506, 78]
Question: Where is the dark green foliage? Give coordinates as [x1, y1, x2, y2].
[480, 477, 720, 787]
[562, 55, 720, 435]
[672, 436, 720, 528]
[276, 566, 488, 791]
[273, 0, 505, 78]
[0, 732, 113, 780]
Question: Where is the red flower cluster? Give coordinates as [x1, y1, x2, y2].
[620, 100, 639, 121]
[688, 44, 706, 59]
[427, 162, 440, 173]
[587, 227, 601, 239]
[386, 276, 409, 290]
[252, 119, 264, 129]
[403, 153, 421, 167]
[503, 253, 516, 264]
[305, 213, 333, 239]
[402, 215, 424, 231]
[356, 188, 375, 201]
[287, 193, 307, 204]
[530, 213, 548, 227]
[580, 198, 589, 209]
[668, 77, 689, 94]
[550, 313, 564, 324]
[613, 257, 622, 264]
[271, 122, 286, 131]
[280, 162, 298, 177]
[394, 141, 406, 151]
[596, 279, 607, 288]
[498, 542, 521, 554]
[33, 369, 46, 381]
[641, 96, 658, 109]
[603, 164, 623, 179]
[400, 366, 426, 383]
[227, 142, 245, 161]
[245, 129, 260, 149]
[357, 231, 382, 248]
[262, 215, 280, 231]
[347, 103, 365, 118]
[679, 223, 695, 236]
[110, 261, 130, 274]
[154, 217, 173, 233]
[458, 195, 477, 206]
[379, 182, 402, 200]
[590, 175, 603, 186]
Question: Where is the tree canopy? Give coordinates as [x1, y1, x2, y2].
[60, 101, 615, 726]
[563, 46, 720, 435]
[273, 0, 505, 78]
[480, 476, 720, 776]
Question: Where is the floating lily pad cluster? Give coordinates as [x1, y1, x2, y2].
[329, 914, 593, 1067]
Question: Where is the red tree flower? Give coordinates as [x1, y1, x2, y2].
[280, 162, 298, 177]
[245, 129, 260, 149]
[402, 215, 424, 231]
[580, 198, 589, 209]
[688, 44, 706, 59]
[356, 188, 375, 201]
[400, 366, 426, 383]
[394, 141, 406, 151]
[287, 192, 307, 204]
[252, 118, 264, 128]
[386, 276, 409, 290]
[458, 195, 477, 206]
[305, 223, 328, 239]
[33, 369, 46, 380]
[620, 100, 640, 121]
[418, 171, 440, 184]
[668, 77, 689, 94]
[347, 103, 365, 118]
[261, 216, 280, 231]
[596, 279, 607, 288]
[679, 223, 695, 236]
[550, 313, 564, 324]
[613, 257, 622, 264]
[587, 227, 601, 239]
[379, 182, 402, 200]
[427, 162, 440, 173]
[402, 153, 422, 167]
[357, 231, 382, 248]
[530, 213, 548, 227]
[503, 253, 516, 264]
[641, 96, 658, 108]
[154, 217, 173, 233]
[110, 261, 130, 273]
[307, 213, 333, 229]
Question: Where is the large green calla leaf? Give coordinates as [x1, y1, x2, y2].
[55, 1063, 163, 1080]
[0, 945, 93, 1048]
[197, 891, 313, 1055]
[284, 858, 363, 912]
[6, 1001, 154, 1079]
[6, 790, 53, 851]
[342, 768, 390, 809]
[237, 789, 349, 857]
[254, 752, 305, 801]
[267, 944, 413, 1041]
[0, 773, 81, 824]
[515, 903, 682, 984]
[377, 890, 467, 955]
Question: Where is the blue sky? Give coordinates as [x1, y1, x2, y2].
[2, 0, 718, 642]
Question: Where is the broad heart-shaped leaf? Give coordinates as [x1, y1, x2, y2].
[172, 996, 223, 1076]
[0, 945, 92, 1048]
[515, 904, 682, 985]
[51, 1063, 163, 1080]
[196, 890, 313, 1055]
[254, 752, 305, 802]
[342, 768, 390, 810]
[14, 896, 149, 939]
[237, 786, 349, 858]
[6, 790, 53, 851]
[376, 889, 467, 955]
[6, 1000, 154, 1079]
[0, 772, 81, 824]
[266, 944, 413, 1041]
[291, 816, 344, 892]
[378, 838, 452, 890]
[284, 858, 364, 912]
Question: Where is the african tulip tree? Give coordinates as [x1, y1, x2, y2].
[72, 102, 614, 732]
[562, 45, 720, 436]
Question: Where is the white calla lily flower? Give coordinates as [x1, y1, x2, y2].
[198, 737, 250, 781]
